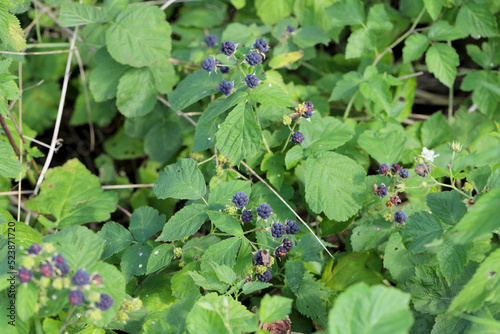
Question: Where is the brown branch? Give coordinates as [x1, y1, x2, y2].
[0, 114, 20, 157]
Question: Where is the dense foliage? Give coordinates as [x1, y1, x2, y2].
[1, 0, 500, 333]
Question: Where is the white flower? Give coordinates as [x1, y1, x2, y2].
[419, 147, 439, 162]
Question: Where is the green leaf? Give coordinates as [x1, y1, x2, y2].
[420, 112, 451, 149]
[0, 221, 42, 244]
[261, 152, 285, 189]
[351, 218, 394, 252]
[194, 90, 248, 152]
[359, 77, 392, 113]
[294, 273, 330, 328]
[461, 70, 500, 117]
[146, 243, 174, 275]
[449, 248, 500, 313]
[452, 187, 500, 243]
[209, 262, 237, 285]
[16, 282, 37, 321]
[0, 5, 26, 52]
[403, 34, 430, 63]
[0, 58, 20, 116]
[259, 295, 293, 323]
[468, 165, 492, 192]
[292, 26, 329, 48]
[328, 251, 383, 290]
[25, 159, 117, 228]
[428, 21, 467, 41]
[437, 241, 470, 285]
[402, 212, 444, 253]
[426, 191, 467, 225]
[425, 43, 459, 88]
[423, 0, 444, 20]
[408, 266, 455, 315]
[328, 284, 413, 334]
[97, 221, 133, 259]
[207, 211, 244, 237]
[456, 1, 499, 38]
[216, 102, 263, 164]
[120, 243, 152, 281]
[305, 152, 365, 222]
[255, 0, 293, 25]
[249, 81, 294, 107]
[169, 69, 223, 111]
[103, 0, 128, 19]
[285, 260, 305, 294]
[208, 180, 251, 211]
[300, 116, 354, 152]
[357, 126, 406, 164]
[330, 71, 363, 101]
[59, 3, 109, 26]
[327, 0, 365, 27]
[466, 42, 500, 69]
[366, 4, 393, 31]
[268, 51, 304, 69]
[105, 5, 172, 67]
[116, 68, 157, 118]
[154, 158, 207, 200]
[241, 281, 271, 294]
[104, 128, 144, 160]
[0, 140, 21, 178]
[200, 237, 242, 273]
[285, 145, 303, 170]
[156, 204, 208, 242]
[129, 206, 165, 244]
[149, 59, 178, 95]
[144, 121, 183, 163]
[230, 0, 245, 9]
[345, 29, 375, 59]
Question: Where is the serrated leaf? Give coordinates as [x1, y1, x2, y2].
[208, 180, 251, 210]
[16, 282, 37, 321]
[129, 206, 165, 244]
[59, 3, 109, 26]
[461, 70, 500, 117]
[149, 58, 178, 95]
[467, 165, 492, 192]
[0, 5, 26, 51]
[156, 204, 208, 242]
[305, 152, 365, 222]
[300, 116, 354, 152]
[0, 140, 21, 178]
[241, 281, 271, 294]
[146, 243, 174, 275]
[327, 0, 365, 27]
[216, 102, 263, 164]
[409, 266, 454, 315]
[329, 71, 363, 101]
[329, 251, 383, 290]
[360, 77, 392, 113]
[268, 51, 303, 69]
[200, 237, 241, 273]
[144, 121, 183, 163]
[97, 221, 133, 259]
[210, 262, 237, 285]
[402, 212, 444, 253]
[24, 159, 117, 228]
[116, 68, 157, 118]
[154, 158, 207, 200]
[89, 48, 128, 102]
[261, 152, 285, 189]
[105, 5, 171, 67]
[423, 0, 444, 20]
[120, 243, 152, 281]
[103, 0, 128, 19]
[428, 21, 467, 41]
[366, 4, 393, 31]
[456, 1, 499, 38]
[285, 145, 303, 170]
[292, 26, 329, 48]
[249, 81, 294, 107]
[345, 29, 375, 59]
[259, 295, 293, 324]
[437, 241, 470, 285]
[255, 0, 292, 25]
[425, 43, 459, 87]
[169, 69, 223, 111]
[452, 187, 500, 243]
[421, 112, 451, 149]
[207, 211, 243, 237]
[426, 191, 467, 225]
[294, 273, 329, 328]
[357, 126, 406, 164]
[466, 42, 500, 69]
[328, 284, 413, 334]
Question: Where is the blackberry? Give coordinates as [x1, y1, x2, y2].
[241, 210, 253, 223]
[221, 41, 236, 56]
[303, 111, 312, 118]
[275, 246, 287, 258]
[18, 267, 32, 283]
[394, 211, 408, 224]
[245, 74, 259, 89]
[69, 290, 84, 305]
[232, 192, 249, 208]
[375, 184, 388, 197]
[219, 80, 233, 96]
[253, 38, 269, 53]
[257, 203, 272, 219]
[414, 164, 430, 177]
[271, 223, 286, 238]
[92, 274, 103, 285]
[72, 269, 90, 286]
[40, 264, 53, 278]
[285, 220, 299, 235]
[283, 238, 293, 251]
[304, 101, 313, 111]
[378, 163, 390, 175]
[389, 195, 401, 205]
[391, 163, 401, 174]
[286, 25, 295, 33]
[96, 293, 114, 311]
[53, 254, 70, 276]
[202, 58, 215, 72]
[28, 243, 41, 255]
[257, 269, 272, 282]
[291, 131, 304, 144]
[246, 52, 262, 66]
[205, 34, 218, 48]
[399, 168, 409, 178]
[218, 65, 230, 73]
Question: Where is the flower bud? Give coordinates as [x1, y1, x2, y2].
[449, 141, 463, 152]
[215, 166, 224, 176]
[173, 247, 183, 258]
[464, 182, 474, 192]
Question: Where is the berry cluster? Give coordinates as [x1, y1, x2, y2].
[291, 131, 304, 145]
[205, 35, 218, 48]
[246, 52, 262, 66]
[245, 74, 260, 89]
[116, 297, 143, 323]
[257, 203, 272, 220]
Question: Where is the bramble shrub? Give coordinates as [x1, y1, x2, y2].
[0, 0, 500, 333]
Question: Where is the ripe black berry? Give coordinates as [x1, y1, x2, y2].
[232, 192, 249, 208]
[291, 131, 304, 144]
[375, 184, 388, 197]
[254, 38, 269, 53]
[286, 25, 295, 33]
[53, 254, 70, 276]
[391, 163, 401, 174]
[304, 101, 313, 111]
[241, 210, 253, 223]
[205, 34, 218, 48]
[271, 223, 286, 238]
[18, 267, 32, 283]
[28, 243, 41, 255]
[257, 269, 272, 282]
[245, 74, 259, 89]
[399, 168, 409, 178]
[202, 57, 215, 72]
[394, 211, 408, 224]
[218, 65, 229, 73]
[246, 52, 262, 66]
[303, 111, 312, 118]
[378, 163, 390, 175]
[257, 203, 272, 219]
[40, 263, 53, 278]
[221, 41, 236, 56]
[285, 220, 299, 235]
[96, 293, 114, 311]
[72, 269, 90, 286]
[283, 238, 293, 251]
[219, 80, 233, 96]
[275, 246, 287, 258]
[69, 290, 84, 305]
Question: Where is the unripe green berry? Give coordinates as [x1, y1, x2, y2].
[39, 276, 51, 289]
[464, 182, 474, 192]
[123, 300, 135, 312]
[179, 260, 185, 268]
[256, 265, 267, 275]
[117, 310, 129, 322]
[22, 256, 35, 270]
[247, 267, 254, 275]
[282, 114, 292, 126]
[384, 212, 392, 221]
[173, 247, 183, 258]
[225, 205, 237, 215]
[218, 154, 228, 165]
[63, 277, 72, 288]
[89, 291, 101, 303]
[133, 298, 143, 310]
[180, 237, 189, 243]
[42, 243, 56, 254]
[39, 294, 48, 305]
[87, 309, 103, 322]
[269, 256, 275, 266]
[216, 166, 224, 176]
[52, 277, 63, 290]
